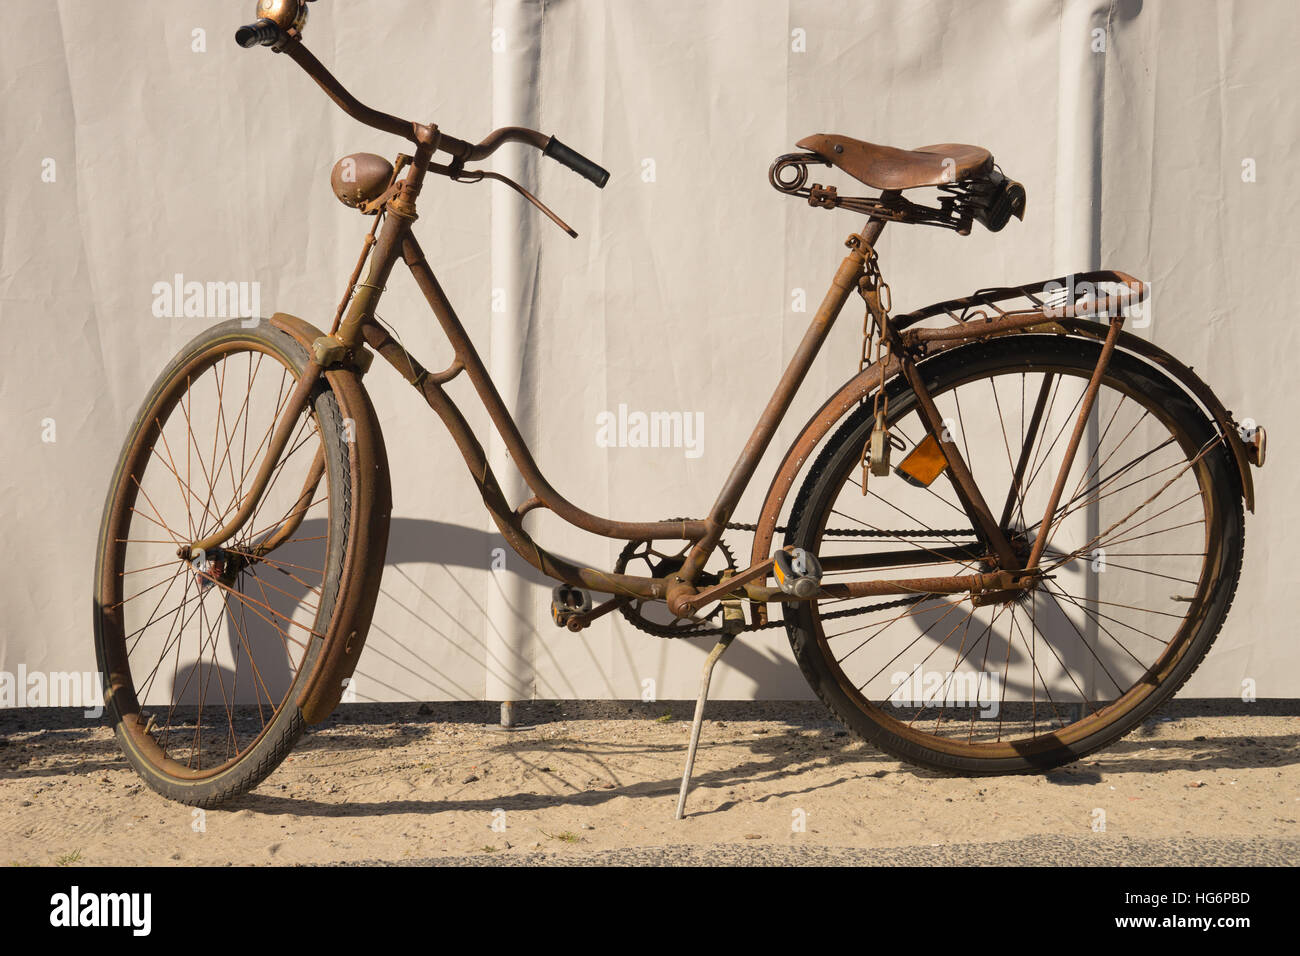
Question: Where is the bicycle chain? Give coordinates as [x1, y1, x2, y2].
[613, 520, 976, 639]
[724, 522, 977, 539]
[622, 590, 929, 639]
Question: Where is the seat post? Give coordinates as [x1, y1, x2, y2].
[861, 191, 899, 246]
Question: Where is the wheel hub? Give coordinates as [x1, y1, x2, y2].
[189, 547, 246, 590]
[971, 528, 1042, 606]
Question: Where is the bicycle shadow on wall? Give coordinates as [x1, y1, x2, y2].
[177, 515, 1117, 716]
[375, 520, 1113, 712]
[335, 516, 805, 703]
[189, 522, 1113, 724]
[169, 516, 802, 711]
[145, 517, 549, 712]
[836, 575, 1115, 734]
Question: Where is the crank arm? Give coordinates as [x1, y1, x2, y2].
[561, 595, 629, 632]
[675, 555, 778, 614]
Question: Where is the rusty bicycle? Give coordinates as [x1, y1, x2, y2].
[94, 1, 1266, 815]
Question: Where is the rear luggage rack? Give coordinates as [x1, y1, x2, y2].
[891, 270, 1150, 340]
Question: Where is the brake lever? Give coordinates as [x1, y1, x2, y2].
[429, 162, 578, 238]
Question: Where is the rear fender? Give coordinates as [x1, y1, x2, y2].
[1054, 319, 1255, 512]
[748, 321, 1257, 621]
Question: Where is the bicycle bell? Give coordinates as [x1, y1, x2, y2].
[254, 0, 309, 33]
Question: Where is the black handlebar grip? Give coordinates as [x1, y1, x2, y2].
[544, 137, 610, 188]
[236, 19, 281, 48]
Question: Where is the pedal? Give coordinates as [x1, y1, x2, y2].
[550, 586, 592, 628]
[894, 433, 949, 488]
[773, 548, 824, 599]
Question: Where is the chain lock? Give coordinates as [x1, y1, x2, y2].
[857, 244, 894, 493]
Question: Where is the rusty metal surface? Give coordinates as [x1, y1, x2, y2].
[1023, 316, 1124, 570]
[747, 355, 900, 578]
[890, 270, 1144, 329]
[897, 343, 1019, 570]
[297, 359, 391, 724]
[672, 230, 874, 598]
[398, 233, 709, 545]
[744, 568, 1015, 604]
[85, 5, 1270, 808]
[330, 153, 394, 208]
[359, 315, 678, 601]
[279, 35, 418, 141]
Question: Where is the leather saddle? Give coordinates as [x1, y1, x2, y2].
[797, 134, 994, 191]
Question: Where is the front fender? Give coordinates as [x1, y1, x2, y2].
[270, 313, 392, 724]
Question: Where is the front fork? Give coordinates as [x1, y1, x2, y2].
[181, 363, 327, 563]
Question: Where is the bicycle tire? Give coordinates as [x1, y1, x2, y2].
[784, 335, 1244, 774]
[93, 320, 353, 806]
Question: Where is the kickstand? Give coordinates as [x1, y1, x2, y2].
[674, 631, 736, 820]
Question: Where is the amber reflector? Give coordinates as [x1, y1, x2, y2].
[895, 433, 949, 487]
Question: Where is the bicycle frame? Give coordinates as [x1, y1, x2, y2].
[184, 29, 1143, 623]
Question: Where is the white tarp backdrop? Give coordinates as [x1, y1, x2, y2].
[2, 0, 1296, 703]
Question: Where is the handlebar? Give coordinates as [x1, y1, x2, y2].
[437, 128, 609, 188]
[234, 20, 609, 189]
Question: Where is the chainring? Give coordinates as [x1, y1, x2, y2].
[613, 526, 737, 639]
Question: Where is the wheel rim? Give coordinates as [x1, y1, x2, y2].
[799, 349, 1223, 759]
[96, 335, 336, 780]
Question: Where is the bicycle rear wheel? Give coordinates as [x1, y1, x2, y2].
[784, 335, 1244, 774]
[94, 320, 353, 805]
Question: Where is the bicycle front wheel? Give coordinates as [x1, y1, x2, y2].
[94, 320, 353, 806]
[784, 335, 1244, 774]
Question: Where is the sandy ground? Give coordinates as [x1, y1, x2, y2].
[1, 700, 1297, 866]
